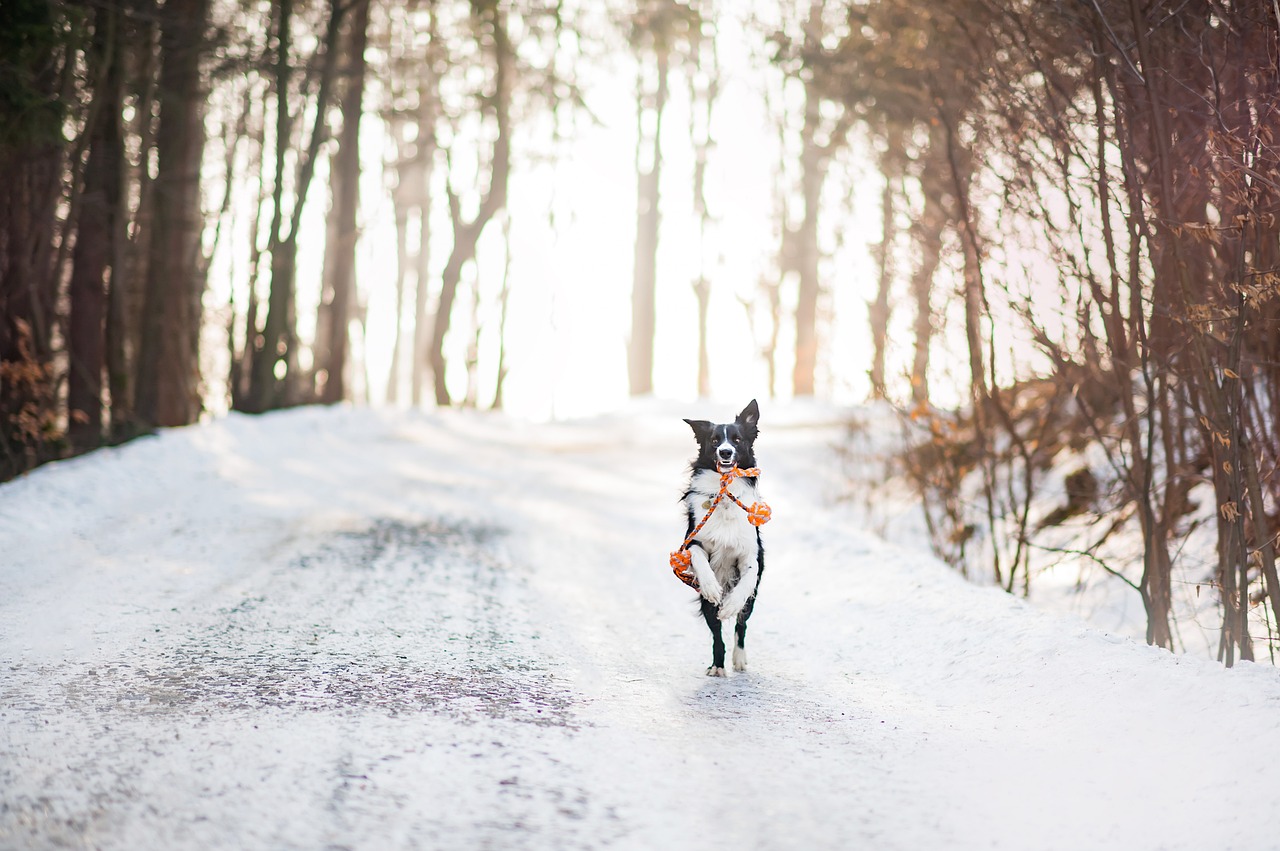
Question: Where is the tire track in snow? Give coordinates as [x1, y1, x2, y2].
[2, 512, 629, 849]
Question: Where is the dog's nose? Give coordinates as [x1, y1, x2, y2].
[718, 448, 733, 460]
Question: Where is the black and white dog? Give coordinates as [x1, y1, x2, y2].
[681, 400, 766, 677]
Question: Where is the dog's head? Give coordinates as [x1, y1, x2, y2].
[684, 399, 760, 472]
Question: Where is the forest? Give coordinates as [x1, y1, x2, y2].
[3, 0, 1280, 665]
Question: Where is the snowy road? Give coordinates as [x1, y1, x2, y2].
[4, 405, 1280, 850]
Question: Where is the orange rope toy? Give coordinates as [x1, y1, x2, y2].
[670, 466, 772, 590]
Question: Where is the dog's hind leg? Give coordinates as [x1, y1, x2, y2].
[717, 561, 757, 623]
[733, 595, 755, 672]
[701, 598, 726, 676]
[733, 537, 763, 672]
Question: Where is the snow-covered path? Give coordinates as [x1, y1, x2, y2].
[4, 406, 1280, 850]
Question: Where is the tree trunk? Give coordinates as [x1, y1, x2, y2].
[410, 62, 439, 408]
[491, 216, 513, 411]
[245, 0, 297, 413]
[1139, 509, 1175, 649]
[230, 96, 269, 412]
[430, 4, 510, 407]
[938, 104, 987, 406]
[464, 264, 482, 408]
[411, 203, 432, 406]
[431, 230, 478, 406]
[690, 36, 717, 399]
[792, 96, 822, 397]
[791, 0, 827, 398]
[134, 0, 210, 429]
[245, 0, 342, 412]
[0, 0, 64, 479]
[909, 173, 943, 406]
[411, 197, 433, 407]
[319, 0, 370, 405]
[110, 8, 159, 440]
[387, 199, 409, 405]
[629, 46, 668, 397]
[69, 4, 124, 451]
[311, 193, 339, 399]
[868, 140, 900, 400]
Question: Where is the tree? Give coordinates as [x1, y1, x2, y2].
[688, 16, 718, 399]
[68, 2, 125, 450]
[627, 0, 700, 397]
[242, 0, 343, 413]
[374, 0, 444, 407]
[315, 0, 372, 404]
[0, 0, 69, 478]
[768, 0, 853, 398]
[135, 0, 212, 428]
[866, 134, 900, 401]
[837, 0, 1280, 661]
[428, 0, 512, 407]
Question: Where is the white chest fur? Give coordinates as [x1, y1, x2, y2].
[684, 468, 763, 617]
[686, 469, 760, 557]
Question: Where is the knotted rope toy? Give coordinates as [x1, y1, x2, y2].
[670, 466, 772, 590]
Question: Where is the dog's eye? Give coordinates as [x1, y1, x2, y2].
[733, 436, 741, 443]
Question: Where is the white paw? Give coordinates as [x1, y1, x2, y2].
[705, 666, 727, 678]
[701, 585, 723, 606]
[732, 646, 747, 671]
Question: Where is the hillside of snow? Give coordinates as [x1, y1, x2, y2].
[4, 403, 1280, 850]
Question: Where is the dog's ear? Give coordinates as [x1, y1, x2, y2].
[683, 418, 714, 442]
[736, 400, 760, 434]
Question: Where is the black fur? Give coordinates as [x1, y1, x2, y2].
[682, 405, 758, 474]
[680, 400, 766, 675]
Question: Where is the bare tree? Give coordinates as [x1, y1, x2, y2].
[768, 0, 852, 397]
[689, 18, 718, 398]
[627, 0, 700, 397]
[133, 0, 212, 428]
[867, 136, 899, 401]
[0, 0, 67, 479]
[316, 0, 372, 404]
[243, 0, 344, 413]
[428, 0, 512, 407]
[68, 3, 125, 450]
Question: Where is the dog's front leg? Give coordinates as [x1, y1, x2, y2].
[717, 560, 758, 623]
[688, 543, 721, 604]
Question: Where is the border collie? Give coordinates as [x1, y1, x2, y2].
[680, 400, 766, 677]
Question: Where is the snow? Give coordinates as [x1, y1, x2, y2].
[4, 403, 1280, 849]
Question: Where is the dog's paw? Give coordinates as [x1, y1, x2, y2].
[732, 646, 747, 671]
[705, 666, 727, 678]
[700, 586, 723, 606]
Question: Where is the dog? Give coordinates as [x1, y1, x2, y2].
[680, 400, 766, 677]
